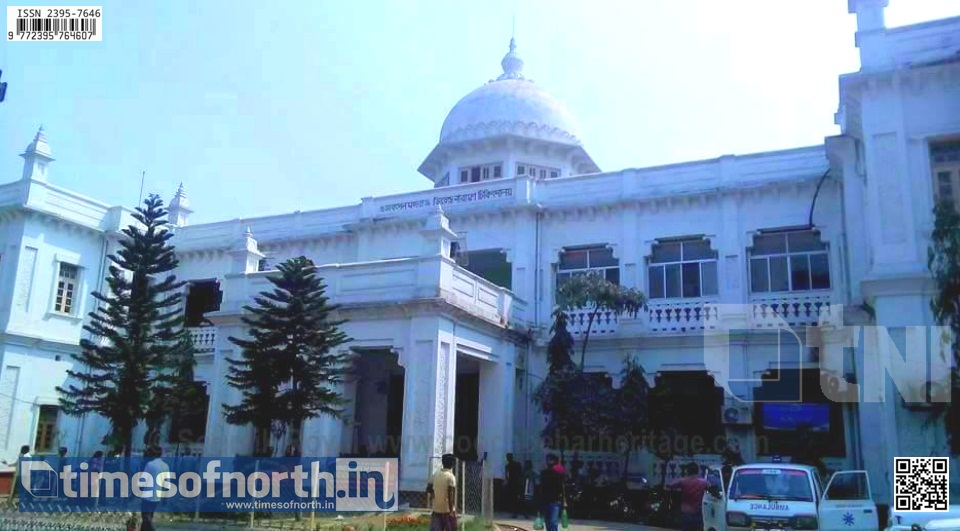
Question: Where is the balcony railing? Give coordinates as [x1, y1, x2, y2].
[217, 255, 528, 331]
[646, 299, 720, 334]
[750, 292, 835, 328]
[561, 292, 837, 339]
[187, 326, 218, 353]
[566, 308, 619, 339]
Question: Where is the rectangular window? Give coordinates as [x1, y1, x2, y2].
[648, 238, 718, 299]
[932, 141, 960, 212]
[557, 245, 620, 294]
[459, 163, 504, 184]
[749, 230, 830, 293]
[516, 162, 560, 180]
[34, 405, 58, 454]
[54, 263, 79, 314]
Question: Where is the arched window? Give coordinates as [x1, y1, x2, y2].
[647, 238, 718, 299]
[749, 230, 830, 293]
[557, 246, 619, 288]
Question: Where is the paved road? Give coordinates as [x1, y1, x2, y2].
[494, 515, 673, 531]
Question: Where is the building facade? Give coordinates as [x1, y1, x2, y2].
[0, 0, 958, 509]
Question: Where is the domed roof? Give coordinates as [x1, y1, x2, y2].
[438, 39, 583, 146]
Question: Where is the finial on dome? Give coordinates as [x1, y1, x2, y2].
[498, 38, 525, 81]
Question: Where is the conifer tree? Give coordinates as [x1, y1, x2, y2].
[225, 256, 350, 456]
[58, 194, 192, 458]
[928, 202, 960, 453]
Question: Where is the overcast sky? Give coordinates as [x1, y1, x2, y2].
[2, 1, 959, 224]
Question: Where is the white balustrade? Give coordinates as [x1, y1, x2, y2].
[645, 299, 720, 334]
[566, 307, 619, 339]
[750, 292, 835, 328]
[187, 326, 218, 353]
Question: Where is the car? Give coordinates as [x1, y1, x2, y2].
[886, 490, 960, 530]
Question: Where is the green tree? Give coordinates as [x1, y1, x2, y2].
[534, 309, 616, 458]
[556, 273, 646, 369]
[224, 256, 350, 456]
[612, 355, 650, 480]
[58, 194, 191, 458]
[647, 377, 683, 488]
[928, 202, 960, 454]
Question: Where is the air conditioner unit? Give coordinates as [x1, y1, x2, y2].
[722, 397, 753, 425]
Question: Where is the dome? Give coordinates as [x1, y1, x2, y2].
[438, 39, 583, 146]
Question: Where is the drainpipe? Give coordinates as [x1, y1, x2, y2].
[528, 206, 543, 459]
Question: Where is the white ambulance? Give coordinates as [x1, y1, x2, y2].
[702, 463, 878, 531]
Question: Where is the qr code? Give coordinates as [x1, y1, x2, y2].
[894, 457, 950, 512]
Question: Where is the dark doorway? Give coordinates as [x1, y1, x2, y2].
[456, 249, 512, 290]
[455, 368, 480, 462]
[650, 371, 724, 447]
[352, 350, 404, 458]
[386, 374, 404, 455]
[184, 280, 222, 327]
[168, 382, 209, 445]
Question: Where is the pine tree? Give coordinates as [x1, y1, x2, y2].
[534, 309, 587, 458]
[928, 202, 960, 454]
[613, 355, 650, 480]
[57, 194, 191, 458]
[225, 256, 350, 456]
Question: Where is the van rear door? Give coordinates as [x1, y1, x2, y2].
[819, 471, 878, 531]
[703, 466, 726, 531]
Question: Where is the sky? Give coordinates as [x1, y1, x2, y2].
[2, 1, 959, 224]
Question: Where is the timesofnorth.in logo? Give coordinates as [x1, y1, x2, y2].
[18, 457, 397, 513]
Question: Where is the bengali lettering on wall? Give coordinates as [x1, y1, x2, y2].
[378, 187, 514, 214]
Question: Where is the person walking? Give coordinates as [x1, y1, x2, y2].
[3, 445, 31, 501]
[668, 462, 711, 531]
[426, 454, 458, 531]
[505, 453, 524, 518]
[140, 446, 169, 531]
[538, 454, 566, 531]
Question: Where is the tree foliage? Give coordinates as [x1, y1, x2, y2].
[57, 194, 193, 458]
[609, 355, 650, 479]
[535, 309, 656, 468]
[224, 256, 350, 456]
[556, 273, 646, 369]
[928, 202, 960, 454]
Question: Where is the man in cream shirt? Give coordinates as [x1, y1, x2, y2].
[140, 446, 169, 531]
[426, 453, 457, 531]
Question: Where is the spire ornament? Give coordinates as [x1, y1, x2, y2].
[497, 38, 525, 81]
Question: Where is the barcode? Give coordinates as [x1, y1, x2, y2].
[7, 6, 102, 41]
[15, 18, 97, 34]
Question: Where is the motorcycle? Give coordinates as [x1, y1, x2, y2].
[643, 484, 681, 528]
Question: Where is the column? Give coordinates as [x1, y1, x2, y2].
[477, 344, 516, 479]
[398, 318, 457, 491]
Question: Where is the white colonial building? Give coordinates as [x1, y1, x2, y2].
[1, 0, 959, 513]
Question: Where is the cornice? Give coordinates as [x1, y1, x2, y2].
[208, 297, 529, 345]
[0, 330, 81, 354]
